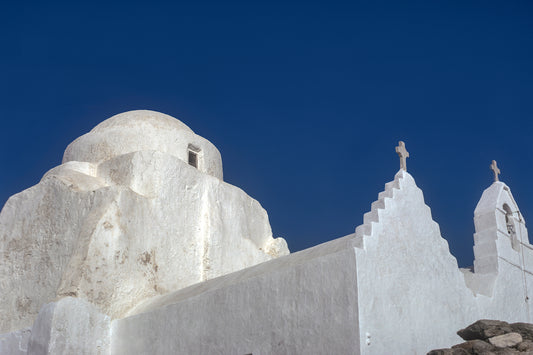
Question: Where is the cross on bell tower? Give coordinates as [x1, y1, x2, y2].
[395, 141, 409, 171]
[490, 160, 500, 182]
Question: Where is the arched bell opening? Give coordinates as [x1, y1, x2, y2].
[503, 203, 520, 251]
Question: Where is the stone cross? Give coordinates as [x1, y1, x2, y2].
[395, 141, 409, 171]
[490, 160, 500, 182]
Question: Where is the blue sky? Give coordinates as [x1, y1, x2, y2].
[1, 1, 532, 267]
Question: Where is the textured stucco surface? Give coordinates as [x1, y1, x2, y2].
[63, 110, 223, 179]
[111, 171, 533, 355]
[0, 327, 30, 355]
[112, 236, 360, 355]
[0, 110, 288, 333]
[27, 297, 109, 355]
[2, 110, 532, 354]
[353, 171, 532, 354]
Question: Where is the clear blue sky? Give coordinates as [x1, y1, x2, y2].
[1, 1, 532, 267]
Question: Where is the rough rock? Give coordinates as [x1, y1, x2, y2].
[458, 320, 514, 341]
[428, 349, 468, 355]
[512, 323, 533, 342]
[430, 321, 533, 355]
[452, 339, 495, 353]
[493, 348, 521, 354]
[488, 333, 523, 348]
[517, 340, 533, 352]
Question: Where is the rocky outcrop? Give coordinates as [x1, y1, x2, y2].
[428, 320, 533, 354]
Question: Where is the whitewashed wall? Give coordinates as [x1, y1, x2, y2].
[354, 171, 532, 354]
[0, 111, 288, 334]
[2, 110, 532, 354]
[111, 170, 533, 355]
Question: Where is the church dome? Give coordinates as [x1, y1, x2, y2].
[63, 110, 223, 179]
[90, 110, 194, 134]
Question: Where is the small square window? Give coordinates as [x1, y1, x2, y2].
[188, 150, 198, 168]
[188, 145, 201, 169]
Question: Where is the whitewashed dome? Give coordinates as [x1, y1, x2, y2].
[63, 110, 223, 179]
[91, 110, 194, 134]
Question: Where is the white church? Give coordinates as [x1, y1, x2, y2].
[0, 110, 531, 354]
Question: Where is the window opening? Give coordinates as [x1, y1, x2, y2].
[188, 145, 201, 169]
[504, 204, 514, 235]
[503, 203, 520, 251]
[188, 150, 198, 168]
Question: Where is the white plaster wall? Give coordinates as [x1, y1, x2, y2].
[112, 236, 360, 355]
[0, 176, 110, 332]
[4, 164, 532, 354]
[480, 260, 531, 322]
[0, 328, 31, 355]
[63, 110, 223, 179]
[27, 297, 110, 355]
[353, 171, 532, 354]
[469, 180, 532, 321]
[0, 113, 288, 333]
[353, 171, 475, 354]
[3, 110, 532, 353]
[109, 169, 532, 354]
[523, 244, 533, 273]
[473, 182, 530, 275]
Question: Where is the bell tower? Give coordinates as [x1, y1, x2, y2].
[472, 160, 529, 275]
